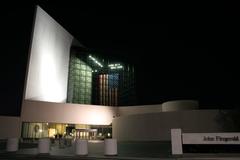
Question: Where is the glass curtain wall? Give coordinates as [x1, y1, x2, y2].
[66, 48, 136, 106]
[67, 52, 92, 104]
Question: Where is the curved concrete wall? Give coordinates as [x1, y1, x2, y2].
[118, 101, 198, 116]
[21, 100, 117, 125]
[117, 104, 162, 116]
[25, 6, 73, 103]
[162, 100, 199, 112]
[113, 110, 222, 141]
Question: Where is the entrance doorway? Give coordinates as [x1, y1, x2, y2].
[75, 129, 97, 140]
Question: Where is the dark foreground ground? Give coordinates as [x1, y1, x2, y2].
[2, 153, 240, 160]
[1, 140, 240, 160]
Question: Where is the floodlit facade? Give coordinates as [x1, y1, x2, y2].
[21, 5, 135, 140]
[25, 6, 135, 106]
[0, 6, 226, 141]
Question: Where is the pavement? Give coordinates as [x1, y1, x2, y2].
[1, 140, 240, 160]
[1, 153, 240, 160]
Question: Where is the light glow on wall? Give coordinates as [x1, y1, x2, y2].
[39, 51, 66, 102]
[21, 101, 117, 125]
[88, 110, 104, 125]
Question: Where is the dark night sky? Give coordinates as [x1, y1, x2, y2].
[0, 1, 239, 116]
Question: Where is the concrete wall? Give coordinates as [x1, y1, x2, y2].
[21, 100, 117, 125]
[117, 104, 162, 116]
[0, 116, 21, 139]
[25, 6, 73, 103]
[113, 110, 222, 141]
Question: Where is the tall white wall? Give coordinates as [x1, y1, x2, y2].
[113, 110, 222, 141]
[25, 6, 73, 103]
[0, 116, 21, 139]
[21, 100, 117, 125]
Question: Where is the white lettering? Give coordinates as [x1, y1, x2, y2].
[203, 136, 215, 141]
[216, 136, 239, 142]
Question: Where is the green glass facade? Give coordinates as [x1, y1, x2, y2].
[67, 53, 92, 104]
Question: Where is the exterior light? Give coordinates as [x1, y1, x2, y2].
[109, 63, 123, 69]
[117, 66, 123, 69]
[39, 129, 43, 133]
[110, 66, 116, 69]
[88, 55, 103, 67]
[107, 133, 111, 137]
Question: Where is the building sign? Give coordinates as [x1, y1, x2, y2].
[182, 133, 240, 144]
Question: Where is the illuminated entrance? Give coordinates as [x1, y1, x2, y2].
[75, 129, 97, 139]
[21, 122, 112, 140]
